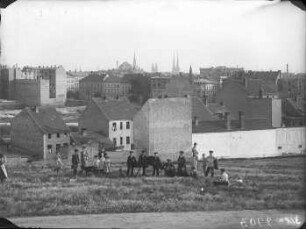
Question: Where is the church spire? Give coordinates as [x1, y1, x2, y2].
[133, 52, 136, 69]
[189, 65, 193, 76]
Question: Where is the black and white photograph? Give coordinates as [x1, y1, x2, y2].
[0, 0, 305, 228]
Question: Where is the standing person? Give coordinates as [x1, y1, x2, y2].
[177, 151, 187, 176]
[202, 153, 207, 176]
[71, 149, 80, 178]
[127, 151, 137, 177]
[55, 151, 63, 176]
[99, 153, 106, 174]
[104, 154, 111, 176]
[80, 145, 88, 174]
[0, 154, 8, 183]
[138, 150, 148, 176]
[152, 152, 162, 176]
[192, 143, 199, 171]
[205, 150, 215, 177]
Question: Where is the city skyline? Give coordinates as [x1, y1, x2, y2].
[1, 0, 305, 73]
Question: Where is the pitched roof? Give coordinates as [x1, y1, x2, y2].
[192, 97, 214, 121]
[246, 79, 278, 96]
[80, 73, 106, 83]
[92, 97, 139, 120]
[103, 75, 122, 83]
[23, 107, 70, 134]
[246, 71, 280, 82]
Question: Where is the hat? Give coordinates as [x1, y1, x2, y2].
[74, 149, 79, 152]
[82, 145, 86, 148]
[179, 151, 184, 154]
[129, 151, 133, 154]
[220, 168, 225, 172]
[141, 150, 145, 153]
[209, 150, 214, 153]
[154, 152, 158, 155]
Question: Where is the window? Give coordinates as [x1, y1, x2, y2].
[48, 133, 52, 139]
[126, 136, 130, 145]
[120, 137, 123, 145]
[126, 121, 130, 129]
[47, 145, 52, 153]
[112, 123, 117, 131]
[120, 122, 123, 130]
[64, 132, 68, 137]
[57, 133, 60, 138]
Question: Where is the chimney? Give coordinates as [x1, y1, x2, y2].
[239, 111, 245, 129]
[225, 112, 231, 130]
[286, 64, 289, 74]
[193, 116, 199, 126]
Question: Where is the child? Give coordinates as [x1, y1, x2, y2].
[213, 168, 229, 186]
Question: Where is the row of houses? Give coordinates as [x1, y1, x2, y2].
[10, 90, 302, 161]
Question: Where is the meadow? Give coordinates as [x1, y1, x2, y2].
[0, 155, 305, 218]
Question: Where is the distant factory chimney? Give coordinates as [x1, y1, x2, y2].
[239, 111, 245, 129]
[286, 64, 289, 74]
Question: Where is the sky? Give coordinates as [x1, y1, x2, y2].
[1, 0, 305, 73]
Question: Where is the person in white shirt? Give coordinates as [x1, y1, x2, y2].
[192, 143, 199, 170]
[213, 168, 229, 186]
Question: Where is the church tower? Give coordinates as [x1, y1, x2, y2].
[172, 53, 180, 74]
[133, 52, 137, 70]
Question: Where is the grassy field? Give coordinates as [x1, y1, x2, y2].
[0, 155, 305, 218]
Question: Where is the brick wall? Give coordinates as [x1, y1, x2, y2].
[134, 97, 192, 161]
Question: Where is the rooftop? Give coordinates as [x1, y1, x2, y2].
[23, 107, 70, 134]
[80, 73, 107, 83]
[192, 119, 274, 133]
[192, 97, 214, 121]
[245, 70, 281, 82]
[92, 97, 139, 120]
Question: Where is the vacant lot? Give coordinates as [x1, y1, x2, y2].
[0, 156, 305, 218]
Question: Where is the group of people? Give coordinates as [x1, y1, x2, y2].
[192, 143, 229, 186]
[127, 150, 163, 177]
[55, 142, 229, 185]
[125, 145, 229, 186]
[71, 145, 111, 177]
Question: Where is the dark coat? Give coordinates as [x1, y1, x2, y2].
[152, 156, 162, 169]
[138, 154, 148, 167]
[177, 156, 186, 169]
[164, 162, 176, 177]
[127, 155, 137, 168]
[72, 154, 80, 166]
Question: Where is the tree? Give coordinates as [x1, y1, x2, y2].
[128, 75, 151, 105]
